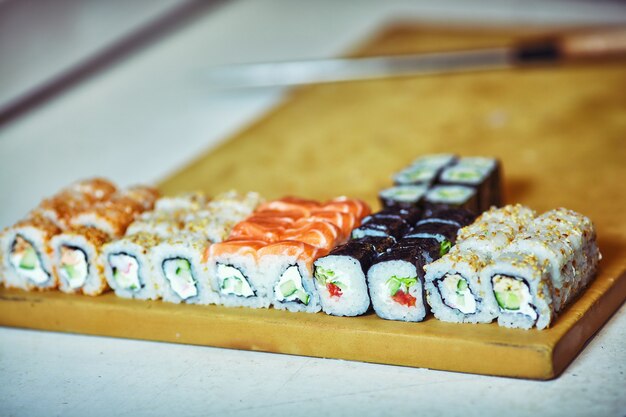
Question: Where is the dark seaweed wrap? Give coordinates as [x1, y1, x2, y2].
[404, 222, 460, 245]
[329, 236, 395, 272]
[424, 208, 477, 228]
[351, 216, 411, 240]
[363, 207, 422, 225]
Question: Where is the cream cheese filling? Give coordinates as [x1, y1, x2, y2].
[217, 263, 254, 297]
[437, 274, 476, 314]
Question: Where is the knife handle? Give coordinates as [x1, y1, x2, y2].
[514, 27, 626, 64]
[561, 27, 626, 59]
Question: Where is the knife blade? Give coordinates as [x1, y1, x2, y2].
[204, 28, 626, 89]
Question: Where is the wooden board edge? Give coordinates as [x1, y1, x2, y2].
[551, 269, 626, 378]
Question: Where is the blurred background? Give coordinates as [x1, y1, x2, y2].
[1, 0, 625, 227]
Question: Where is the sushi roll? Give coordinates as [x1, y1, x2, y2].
[125, 211, 184, 237]
[424, 251, 494, 323]
[151, 235, 216, 304]
[455, 156, 502, 207]
[438, 157, 501, 211]
[154, 192, 208, 212]
[424, 204, 535, 323]
[207, 240, 270, 308]
[378, 185, 429, 210]
[350, 216, 410, 240]
[1, 216, 61, 290]
[51, 226, 111, 295]
[260, 241, 325, 313]
[393, 164, 440, 186]
[423, 185, 479, 214]
[480, 252, 554, 330]
[367, 240, 439, 322]
[102, 232, 164, 300]
[313, 236, 395, 316]
[409, 154, 457, 169]
[484, 208, 600, 329]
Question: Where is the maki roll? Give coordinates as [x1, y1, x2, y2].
[423, 185, 479, 214]
[378, 185, 428, 210]
[409, 154, 457, 169]
[350, 216, 410, 240]
[481, 252, 554, 330]
[367, 240, 439, 322]
[51, 226, 111, 295]
[260, 241, 325, 313]
[1, 216, 61, 290]
[102, 232, 165, 300]
[438, 157, 501, 211]
[313, 236, 395, 316]
[151, 235, 215, 304]
[393, 164, 440, 187]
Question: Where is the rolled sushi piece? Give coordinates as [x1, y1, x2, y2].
[313, 236, 395, 316]
[154, 191, 208, 212]
[480, 252, 554, 330]
[151, 235, 216, 304]
[351, 215, 410, 240]
[393, 164, 440, 187]
[502, 208, 600, 315]
[259, 241, 325, 313]
[409, 153, 457, 169]
[379, 185, 429, 210]
[207, 240, 270, 308]
[423, 185, 479, 214]
[438, 157, 501, 211]
[424, 251, 495, 323]
[69, 201, 137, 239]
[456, 157, 502, 208]
[367, 240, 439, 322]
[51, 226, 111, 295]
[424, 204, 535, 323]
[102, 232, 164, 300]
[1, 216, 61, 290]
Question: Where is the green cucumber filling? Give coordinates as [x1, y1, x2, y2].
[386, 275, 417, 297]
[437, 274, 476, 314]
[380, 185, 427, 203]
[428, 186, 473, 203]
[439, 240, 452, 257]
[274, 265, 310, 305]
[442, 166, 485, 184]
[59, 246, 88, 289]
[314, 266, 346, 297]
[163, 258, 197, 300]
[492, 275, 537, 320]
[9, 236, 50, 284]
[395, 166, 436, 183]
[217, 263, 255, 297]
[109, 253, 142, 291]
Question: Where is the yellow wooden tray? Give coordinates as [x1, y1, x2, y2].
[1, 24, 625, 380]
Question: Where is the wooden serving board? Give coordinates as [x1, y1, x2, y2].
[2, 24, 625, 380]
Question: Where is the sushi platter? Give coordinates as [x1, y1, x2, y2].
[1, 25, 625, 380]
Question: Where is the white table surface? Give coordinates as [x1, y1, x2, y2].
[1, 1, 625, 416]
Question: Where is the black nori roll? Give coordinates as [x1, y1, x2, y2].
[351, 216, 411, 240]
[423, 208, 477, 228]
[437, 158, 501, 211]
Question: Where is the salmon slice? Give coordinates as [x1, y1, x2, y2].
[228, 220, 287, 242]
[207, 239, 267, 262]
[323, 197, 371, 220]
[280, 221, 340, 250]
[258, 240, 326, 271]
[308, 210, 357, 240]
[258, 197, 321, 217]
